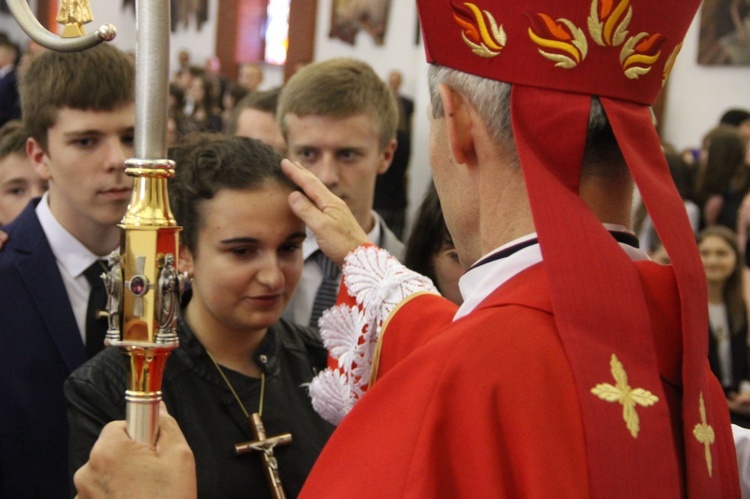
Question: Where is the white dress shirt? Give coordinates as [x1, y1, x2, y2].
[36, 193, 105, 342]
[288, 213, 385, 326]
[456, 224, 647, 320]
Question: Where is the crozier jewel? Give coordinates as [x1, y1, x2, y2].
[130, 275, 148, 295]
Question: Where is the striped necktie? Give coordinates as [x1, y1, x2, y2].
[309, 251, 340, 328]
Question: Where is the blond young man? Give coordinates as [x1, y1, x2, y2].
[277, 58, 404, 328]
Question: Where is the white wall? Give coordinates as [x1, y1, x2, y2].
[0, 1, 286, 86]
[662, 7, 750, 152]
[91, 0, 220, 74]
[313, 0, 433, 229]
[97, 1, 285, 88]
[0, 1, 221, 75]
[0, 0, 37, 46]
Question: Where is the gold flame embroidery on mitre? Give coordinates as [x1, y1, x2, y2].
[453, 2, 507, 58]
[527, 13, 588, 69]
[449, 1, 671, 83]
[620, 31, 663, 79]
[588, 0, 632, 47]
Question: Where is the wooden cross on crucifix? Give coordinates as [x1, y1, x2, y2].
[235, 413, 292, 499]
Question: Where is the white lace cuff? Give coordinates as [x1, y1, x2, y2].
[308, 245, 438, 425]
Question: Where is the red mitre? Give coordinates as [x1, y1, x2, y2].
[420, 1, 694, 105]
[417, 1, 739, 498]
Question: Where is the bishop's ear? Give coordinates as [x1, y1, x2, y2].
[437, 84, 478, 167]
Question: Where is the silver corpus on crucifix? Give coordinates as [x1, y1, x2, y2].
[6, 0, 182, 446]
[235, 413, 293, 499]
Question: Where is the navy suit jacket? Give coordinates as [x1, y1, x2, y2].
[0, 200, 88, 498]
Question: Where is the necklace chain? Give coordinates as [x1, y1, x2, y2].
[206, 350, 266, 417]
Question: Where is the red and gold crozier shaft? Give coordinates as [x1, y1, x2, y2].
[103, 0, 181, 445]
[105, 157, 182, 444]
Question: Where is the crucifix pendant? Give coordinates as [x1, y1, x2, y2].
[235, 413, 292, 499]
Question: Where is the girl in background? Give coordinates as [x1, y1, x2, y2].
[699, 225, 750, 426]
[404, 183, 464, 305]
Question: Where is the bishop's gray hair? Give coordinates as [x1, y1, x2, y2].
[428, 64, 514, 152]
[427, 64, 626, 178]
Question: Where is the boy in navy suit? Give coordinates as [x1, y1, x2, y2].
[0, 43, 135, 498]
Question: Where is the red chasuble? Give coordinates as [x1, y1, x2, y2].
[301, 262, 739, 498]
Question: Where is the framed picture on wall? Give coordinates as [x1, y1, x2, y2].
[330, 0, 392, 45]
[698, 0, 750, 65]
[126, 0, 209, 32]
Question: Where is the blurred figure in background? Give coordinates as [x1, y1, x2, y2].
[227, 88, 286, 154]
[221, 82, 250, 129]
[634, 151, 700, 258]
[176, 49, 191, 74]
[204, 55, 228, 115]
[0, 120, 46, 226]
[693, 125, 748, 229]
[237, 62, 264, 92]
[0, 37, 20, 128]
[680, 107, 749, 169]
[720, 108, 750, 143]
[167, 83, 199, 146]
[184, 71, 223, 132]
[404, 184, 463, 305]
[374, 70, 414, 239]
[17, 39, 45, 74]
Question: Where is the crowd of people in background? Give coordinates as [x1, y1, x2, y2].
[632, 107, 750, 426]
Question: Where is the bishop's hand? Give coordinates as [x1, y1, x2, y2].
[281, 159, 369, 266]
